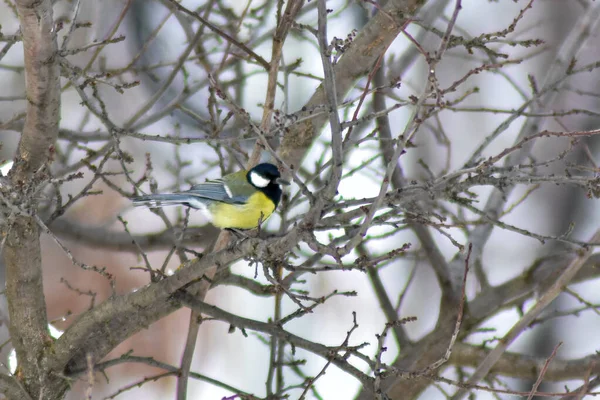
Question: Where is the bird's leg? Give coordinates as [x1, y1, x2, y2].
[256, 212, 265, 237]
[225, 228, 250, 240]
[224, 228, 252, 250]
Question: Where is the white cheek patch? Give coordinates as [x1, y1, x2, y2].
[249, 171, 271, 188]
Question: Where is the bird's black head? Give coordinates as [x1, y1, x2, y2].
[247, 163, 289, 206]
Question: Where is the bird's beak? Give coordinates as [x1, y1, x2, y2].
[276, 177, 290, 186]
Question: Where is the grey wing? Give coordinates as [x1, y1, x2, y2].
[186, 179, 246, 204]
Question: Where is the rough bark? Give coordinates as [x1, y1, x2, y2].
[3, 0, 60, 398]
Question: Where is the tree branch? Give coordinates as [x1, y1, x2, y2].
[49, 218, 217, 252]
[3, 0, 60, 398]
[0, 373, 32, 400]
[49, 226, 305, 375]
[279, 0, 425, 169]
[450, 343, 600, 382]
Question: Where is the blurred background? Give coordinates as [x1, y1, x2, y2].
[1, 0, 600, 398]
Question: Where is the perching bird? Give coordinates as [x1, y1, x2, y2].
[132, 163, 289, 229]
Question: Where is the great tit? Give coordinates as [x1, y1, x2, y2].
[132, 163, 289, 229]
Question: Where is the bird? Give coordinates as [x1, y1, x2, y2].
[132, 163, 289, 230]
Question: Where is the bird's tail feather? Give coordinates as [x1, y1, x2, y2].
[132, 194, 202, 208]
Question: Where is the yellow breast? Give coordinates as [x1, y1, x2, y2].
[209, 192, 276, 229]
